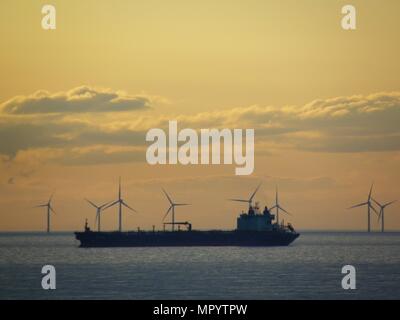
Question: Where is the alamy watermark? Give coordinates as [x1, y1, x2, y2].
[146, 121, 255, 175]
[341, 5, 356, 30]
[41, 4, 356, 31]
[341, 265, 356, 290]
[41, 265, 56, 290]
[41, 5, 56, 30]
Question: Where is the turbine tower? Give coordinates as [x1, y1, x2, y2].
[348, 183, 378, 232]
[104, 177, 137, 232]
[162, 188, 190, 231]
[85, 199, 111, 232]
[372, 198, 396, 233]
[34, 194, 56, 233]
[229, 183, 262, 208]
[270, 186, 291, 225]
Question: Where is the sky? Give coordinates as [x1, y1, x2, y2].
[0, 0, 400, 231]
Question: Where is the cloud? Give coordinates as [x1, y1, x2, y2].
[0, 86, 152, 114]
[11, 145, 146, 167]
[1, 90, 400, 166]
[169, 91, 400, 153]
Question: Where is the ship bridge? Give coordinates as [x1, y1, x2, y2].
[236, 203, 275, 231]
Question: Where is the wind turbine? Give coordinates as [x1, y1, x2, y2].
[229, 183, 262, 208]
[104, 177, 137, 232]
[34, 194, 56, 233]
[372, 198, 396, 233]
[85, 199, 112, 232]
[270, 186, 291, 225]
[162, 188, 190, 232]
[348, 183, 378, 232]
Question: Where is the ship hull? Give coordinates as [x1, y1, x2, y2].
[74, 230, 300, 247]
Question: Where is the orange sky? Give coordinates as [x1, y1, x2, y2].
[0, 0, 399, 231]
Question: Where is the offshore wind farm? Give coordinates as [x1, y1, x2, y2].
[25, 177, 397, 233]
[26, 178, 398, 238]
[348, 184, 397, 233]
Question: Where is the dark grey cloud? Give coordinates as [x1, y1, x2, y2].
[1, 91, 400, 166]
[0, 119, 146, 158]
[0, 121, 87, 156]
[248, 92, 400, 152]
[0, 122, 61, 155]
[1, 86, 151, 114]
[60, 148, 145, 166]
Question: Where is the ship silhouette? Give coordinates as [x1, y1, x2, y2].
[74, 183, 300, 247]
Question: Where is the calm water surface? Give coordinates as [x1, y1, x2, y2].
[0, 232, 399, 299]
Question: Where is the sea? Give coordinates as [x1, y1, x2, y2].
[0, 231, 399, 300]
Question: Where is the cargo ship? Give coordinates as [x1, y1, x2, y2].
[75, 203, 299, 247]
[74, 181, 299, 247]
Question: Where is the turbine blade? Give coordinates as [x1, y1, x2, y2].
[49, 193, 54, 203]
[99, 200, 113, 209]
[383, 200, 397, 208]
[162, 188, 173, 205]
[103, 200, 119, 210]
[371, 197, 382, 208]
[348, 202, 368, 209]
[175, 203, 190, 206]
[368, 182, 374, 200]
[49, 205, 56, 214]
[249, 183, 262, 202]
[278, 205, 291, 215]
[228, 199, 249, 203]
[85, 198, 99, 209]
[378, 209, 383, 222]
[163, 206, 173, 221]
[119, 176, 121, 199]
[34, 204, 48, 208]
[122, 201, 137, 212]
[369, 203, 379, 215]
